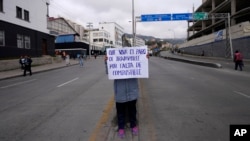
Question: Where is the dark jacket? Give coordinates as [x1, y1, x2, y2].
[24, 57, 32, 66]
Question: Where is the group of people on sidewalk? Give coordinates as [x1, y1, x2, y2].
[19, 55, 32, 76]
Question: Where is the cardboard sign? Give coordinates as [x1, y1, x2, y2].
[107, 46, 149, 79]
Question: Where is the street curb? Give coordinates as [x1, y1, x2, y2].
[161, 56, 222, 68]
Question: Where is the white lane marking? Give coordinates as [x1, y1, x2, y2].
[0, 79, 37, 89]
[57, 77, 79, 87]
[234, 91, 250, 99]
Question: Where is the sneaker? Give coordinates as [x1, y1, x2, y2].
[132, 126, 138, 135]
[118, 129, 125, 138]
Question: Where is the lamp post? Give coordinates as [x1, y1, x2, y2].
[132, 0, 135, 47]
[134, 17, 141, 46]
[129, 19, 138, 46]
[168, 29, 176, 49]
[87, 22, 93, 58]
[168, 29, 175, 39]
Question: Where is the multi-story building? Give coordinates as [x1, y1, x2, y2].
[180, 0, 250, 58]
[0, 0, 55, 58]
[48, 17, 90, 56]
[48, 17, 112, 55]
[99, 22, 124, 48]
[121, 34, 146, 49]
[47, 17, 78, 36]
[48, 19, 124, 55]
[131, 37, 146, 47]
[187, 0, 250, 40]
[90, 29, 111, 52]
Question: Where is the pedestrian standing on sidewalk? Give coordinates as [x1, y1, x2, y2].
[62, 51, 66, 60]
[79, 54, 84, 67]
[65, 54, 70, 66]
[234, 50, 243, 71]
[23, 55, 32, 76]
[94, 53, 97, 59]
[19, 55, 25, 70]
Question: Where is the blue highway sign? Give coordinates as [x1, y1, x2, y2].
[141, 14, 171, 22]
[172, 13, 193, 20]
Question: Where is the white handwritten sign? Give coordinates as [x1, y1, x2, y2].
[107, 46, 149, 80]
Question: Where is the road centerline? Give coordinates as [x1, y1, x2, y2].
[234, 91, 250, 99]
[57, 77, 79, 87]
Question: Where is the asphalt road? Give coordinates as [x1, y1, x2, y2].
[139, 56, 250, 141]
[0, 58, 114, 141]
[0, 56, 249, 141]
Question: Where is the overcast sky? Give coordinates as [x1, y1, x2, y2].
[49, 0, 202, 39]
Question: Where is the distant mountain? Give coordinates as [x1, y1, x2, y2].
[124, 33, 186, 44]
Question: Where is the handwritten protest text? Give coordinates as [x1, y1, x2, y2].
[107, 46, 148, 79]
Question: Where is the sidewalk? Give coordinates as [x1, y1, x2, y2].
[0, 59, 79, 80]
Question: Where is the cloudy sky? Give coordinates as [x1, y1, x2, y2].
[49, 0, 202, 39]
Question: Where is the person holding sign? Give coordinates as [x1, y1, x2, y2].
[105, 46, 149, 138]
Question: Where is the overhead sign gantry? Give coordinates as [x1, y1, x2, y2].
[139, 12, 233, 58]
[140, 12, 208, 22]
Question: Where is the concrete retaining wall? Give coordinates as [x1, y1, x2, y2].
[179, 21, 250, 59]
[180, 21, 250, 47]
[179, 36, 250, 59]
[0, 56, 63, 71]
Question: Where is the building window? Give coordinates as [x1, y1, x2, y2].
[98, 32, 104, 36]
[17, 34, 24, 48]
[24, 36, 31, 49]
[16, 6, 22, 19]
[99, 38, 103, 42]
[93, 33, 98, 37]
[0, 31, 5, 46]
[0, 0, 3, 12]
[24, 10, 29, 21]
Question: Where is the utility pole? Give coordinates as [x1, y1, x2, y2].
[86, 22, 93, 58]
[132, 0, 135, 46]
[46, 2, 49, 17]
[206, 13, 233, 58]
[226, 13, 233, 59]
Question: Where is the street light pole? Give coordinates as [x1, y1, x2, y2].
[168, 29, 175, 39]
[87, 22, 93, 58]
[134, 16, 141, 47]
[168, 29, 176, 49]
[132, 0, 135, 47]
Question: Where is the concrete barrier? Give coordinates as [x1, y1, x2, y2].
[162, 56, 222, 68]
